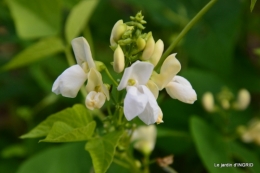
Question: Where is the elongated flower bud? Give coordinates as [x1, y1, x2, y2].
[141, 34, 155, 60]
[149, 39, 164, 66]
[202, 92, 215, 112]
[233, 89, 250, 110]
[113, 45, 125, 73]
[110, 20, 127, 46]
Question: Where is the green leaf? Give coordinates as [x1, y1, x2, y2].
[40, 121, 96, 142]
[85, 131, 124, 173]
[6, 0, 61, 39]
[254, 48, 260, 56]
[65, 0, 99, 43]
[21, 104, 92, 139]
[250, 0, 257, 12]
[230, 142, 260, 173]
[17, 143, 92, 173]
[190, 116, 238, 173]
[1, 37, 64, 71]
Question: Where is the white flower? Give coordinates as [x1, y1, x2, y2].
[150, 53, 197, 103]
[118, 61, 162, 125]
[52, 37, 95, 98]
[131, 125, 157, 155]
[85, 91, 106, 110]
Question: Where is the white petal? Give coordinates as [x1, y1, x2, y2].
[52, 65, 87, 98]
[71, 37, 95, 68]
[117, 61, 154, 90]
[138, 85, 160, 125]
[165, 76, 197, 104]
[124, 86, 148, 121]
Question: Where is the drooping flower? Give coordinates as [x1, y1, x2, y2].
[52, 37, 95, 98]
[117, 61, 162, 125]
[52, 37, 109, 109]
[150, 53, 197, 103]
[131, 125, 157, 155]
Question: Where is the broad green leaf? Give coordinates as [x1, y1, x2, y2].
[6, 0, 61, 39]
[65, 0, 99, 43]
[251, 0, 257, 12]
[190, 116, 238, 173]
[1, 37, 64, 71]
[40, 121, 96, 142]
[85, 131, 124, 173]
[21, 104, 92, 139]
[17, 143, 92, 173]
[230, 142, 260, 173]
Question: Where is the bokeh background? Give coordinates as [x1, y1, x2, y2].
[1, 0, 260, 172]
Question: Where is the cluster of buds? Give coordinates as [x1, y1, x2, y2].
[238, 119, 260, 145]
[202, 88, 250, 112]
[110, 12, 197, 125]
[52, 12, 197, 126]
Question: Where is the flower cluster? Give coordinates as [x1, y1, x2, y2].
[52, 12, 197, 125]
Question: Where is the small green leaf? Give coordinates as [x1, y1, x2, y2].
[1, 37, 64, 71]
[40, 121, 96, 142]
[6, 0, 61, 39]
[21, 104, 92, 139]
[85, 131, 124, 173]
[190, 116, 238, 173]
[230, 142, 260, 173]
[65, 0, 99, 43]
[250, 0, 257, 12]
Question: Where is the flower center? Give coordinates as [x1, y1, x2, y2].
[127, 79, 136, 86]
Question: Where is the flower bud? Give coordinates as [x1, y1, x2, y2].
[131, 125, 157, 156]
[233, 89, 250, 110]
[149, 39, 164, 66]
[221, 99, 230, 110]
[85, 91, 106, 110]
[110, 20, 127, 46]
[94, 61, 106, 72]
[113, 45, 125, 73]
[202, 92, 215, 112]
[141, 34, 155, 60]
[136, 37, 146, 51]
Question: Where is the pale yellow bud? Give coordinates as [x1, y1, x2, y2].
[149, 39, 164, 66]
[202, 92, 215, 112]
[113, 45, 125, 73]
[136, 37, 146, 51]
[156, 109, 163, 124]
[110, 20, 127, 46]
[233, 89, 250, 110]
[85, 91, 106, 110]
[141, 34, 155, 60]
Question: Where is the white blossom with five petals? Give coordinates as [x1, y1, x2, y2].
[117, 61, 162, 125]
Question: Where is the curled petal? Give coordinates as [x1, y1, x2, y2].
[85, 91, 106, 110]
[165, 76, 197, 104]
[110, 20, 127, 46]
[124, 86, 148, 121]
[151, 54, 181, 90]
[71, 37, 95, 69]
[52, 65, 87, 98]
[149, 39, 164, 67]
[117, 61, 154, 90]
[86, 68, 109, 100]
[138, 85, 160, 125]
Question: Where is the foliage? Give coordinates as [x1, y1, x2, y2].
[1, 0, 260, 173]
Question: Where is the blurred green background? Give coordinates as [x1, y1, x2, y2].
[1, 0, 260, 172]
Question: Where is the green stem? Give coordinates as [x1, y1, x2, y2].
[143, 154, 150, 173]
[155, 0, 217, 71]
[105, 68, 118, 86]
[113, 158, 130, 169]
